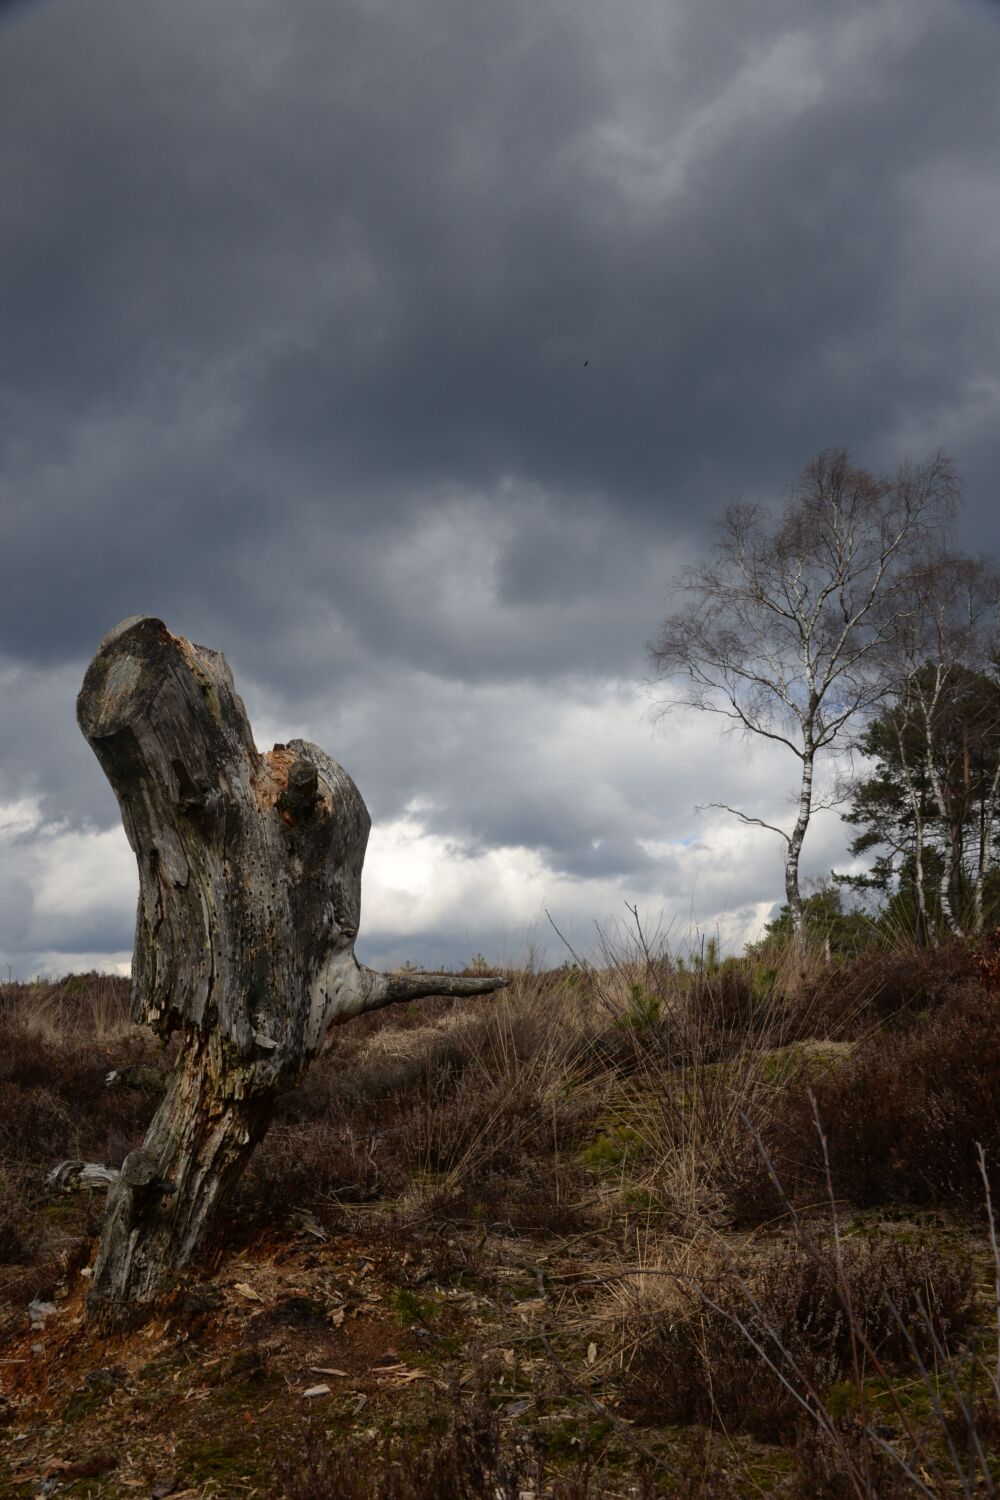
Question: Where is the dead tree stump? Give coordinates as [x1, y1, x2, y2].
[72, 616, 506, 1310]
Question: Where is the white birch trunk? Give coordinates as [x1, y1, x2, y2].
[785, 748, 815, 932]
[895, 718, 931, 947]
[971, 757, 1000, 935]
[920, 699, 964, 937]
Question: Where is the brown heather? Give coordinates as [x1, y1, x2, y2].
[1, 939, 998, 1496]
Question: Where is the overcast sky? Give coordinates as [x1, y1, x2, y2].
[2, 0, 999, 979]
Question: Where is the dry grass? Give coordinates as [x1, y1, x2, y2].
[3, 938, 1000, 1496]
[240, 972, 604, 1237]
[0, 971, 134, 1042]
[619, 1236, 978, 1438]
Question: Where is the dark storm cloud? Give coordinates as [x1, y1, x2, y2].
[226, 3, 1000, 528]
[1, 0, 999, 971]
[3, 0, 999, 666]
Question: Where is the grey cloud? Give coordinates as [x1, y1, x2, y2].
[1, 0, 999, 973]
[0, 869, 33, 951]
[0, 660, 118, 825]
[2, 2, 998, 653]
[249, 672, 796, 888]
[21, 906, 135, 960]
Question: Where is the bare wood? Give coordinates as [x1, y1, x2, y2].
[73, 615, 506, 1309]
[49, 1161, 120, 1192]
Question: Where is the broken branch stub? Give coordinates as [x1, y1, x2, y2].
[74, 616, 506, 1308]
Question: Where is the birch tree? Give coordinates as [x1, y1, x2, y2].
[842, 662, 1000, 940]
[859, 553, 1000, 937]
[648, 449, 957, 932]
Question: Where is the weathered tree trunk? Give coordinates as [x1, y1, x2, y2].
[72, 616, 506, 1311]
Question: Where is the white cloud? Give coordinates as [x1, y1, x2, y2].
[0, 797, 42, 841]
[28, 824, 136, 934]
[0, 675, 864, 978]
[0, 804, 136, 975]
[341, 679, 861, 968]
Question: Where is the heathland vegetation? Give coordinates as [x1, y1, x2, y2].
[1, 925, 998, 1496]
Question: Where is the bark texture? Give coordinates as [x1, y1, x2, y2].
[784, 745, 815, 932]
[75, 616, 506, 1309]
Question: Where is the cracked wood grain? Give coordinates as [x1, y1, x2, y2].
[71, 615, 506, 1309]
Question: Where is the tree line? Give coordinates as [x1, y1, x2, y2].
[649, 448, 1000, 944]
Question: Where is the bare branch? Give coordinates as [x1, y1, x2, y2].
[699, 801, 791, 844]
[353, 966, 507, 1014]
